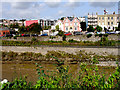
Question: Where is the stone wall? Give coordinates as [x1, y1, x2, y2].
[1, 46, 119, 56]
[2, 34, 119, 42]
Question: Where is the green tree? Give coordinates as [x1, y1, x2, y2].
[10, 23, 19, 28]
[80, 22, 86, 31]
[26, 23, 42, 34]
[58, 30, 64, 36]
[96, 25, 102, 32]
[18, 26, 26, 33]
[104, 27, 107, 32]
[55, 25, 59, 31]
[87, 25, 95, 32]
[116, 22, 120, 31]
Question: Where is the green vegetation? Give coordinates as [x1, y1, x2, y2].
[95, 25, 102, 32]
[2, 51, 119, 62]
[1, 56, 120, 89]
[86, 34, 92, 38]
[80, 22, 86, 31]
[55, 25, 59, 31]
[87, 25, 95, 32]
[2, 39, 120, 46]
[116, 22, 120, 31]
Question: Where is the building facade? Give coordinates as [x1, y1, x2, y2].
[0, 27, 10, 37]
[1, 19, 24, 26]
[52, 17, 81, 32]
[97, 13, 119, 30]
[24, 19, 57, 27]
[88, 13, 98, 28]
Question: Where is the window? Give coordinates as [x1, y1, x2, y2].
[75, 27, 77, 30]
[99, 17, 101, 20]
[111, 22, 113, 25]
[65, 23, 69, 26]
[108, 17, 110, 20]
[70, 27, 72, 30]
[108, 22, 110, 25]
[102, 17, 104, 20]
[66, 27, 68, 31]
[3, 32, 5, 34]
[111, 17, 113, 20]
[74, 22, 77, 26]
[102, 22, 104, 25]
[117, 17, 119, 20]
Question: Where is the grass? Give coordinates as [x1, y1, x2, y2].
[2, 39, 120, 46]
[1, 59, 120, 89]
[2, 51, 119, 63]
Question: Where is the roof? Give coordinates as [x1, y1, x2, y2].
[67, 17, 74, 21]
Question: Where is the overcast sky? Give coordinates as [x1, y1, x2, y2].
[1, 1, 119, 20]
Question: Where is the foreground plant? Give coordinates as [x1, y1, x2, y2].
[1, 58, 120, 89]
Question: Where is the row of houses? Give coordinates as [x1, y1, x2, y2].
[88, 11, 120, 30]
[0, 11, 119, 34]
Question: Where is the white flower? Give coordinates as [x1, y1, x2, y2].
[1, 79, 8, 84]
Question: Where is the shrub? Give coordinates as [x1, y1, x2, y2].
[68, 39, 79, 43]
[95, 34, 99, 37]
[104, 34, 108, 37]
[86, 34, 92, 38]
[99, 34, 103, 37]
[62, 35, 66, 41]
[31, 38, 39, 44]
[13, 36, 17, 39]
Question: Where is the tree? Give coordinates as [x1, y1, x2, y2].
[116, 22, 120, 31]
[87, 25, 95, 32]
[104, 27, 107, 32]
[95, 25, 102, 32]
[10, 23, 19, 28]
[55, 25, 59, 31]
[57, 30, 64, 36]
[18, 26, 26, 33]
[26, 23, 42, 34]
[80, 22, 86, 31]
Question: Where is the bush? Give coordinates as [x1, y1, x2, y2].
[2, 58, 120, 89]
[31, 38, 39, 44]
[62, 35, 66, 41]
[99, 34, 103, 37]
[95, 34, 99, 37]
[68, 39, 79, 43]
[104, 34, 108, 37]
[86, 34, 92, 38]
[13, 36, 17, 39]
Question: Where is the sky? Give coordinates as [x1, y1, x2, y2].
[1, 1, 119, 20]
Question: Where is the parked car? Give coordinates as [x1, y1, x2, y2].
[50, 31, 59, 36]
[96, 32, 105, 34]
[64, 32, 72, 36]
[21, 34, 30, 37]
[73, 31, 83, 35]
[40, 33, 48, 36]
[5, 34, 13, 37]
[106, 32, 116, 34]
[85, 32, 94, 35]
[31, 34, 38, 37]
[116, 31, 120, 34]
